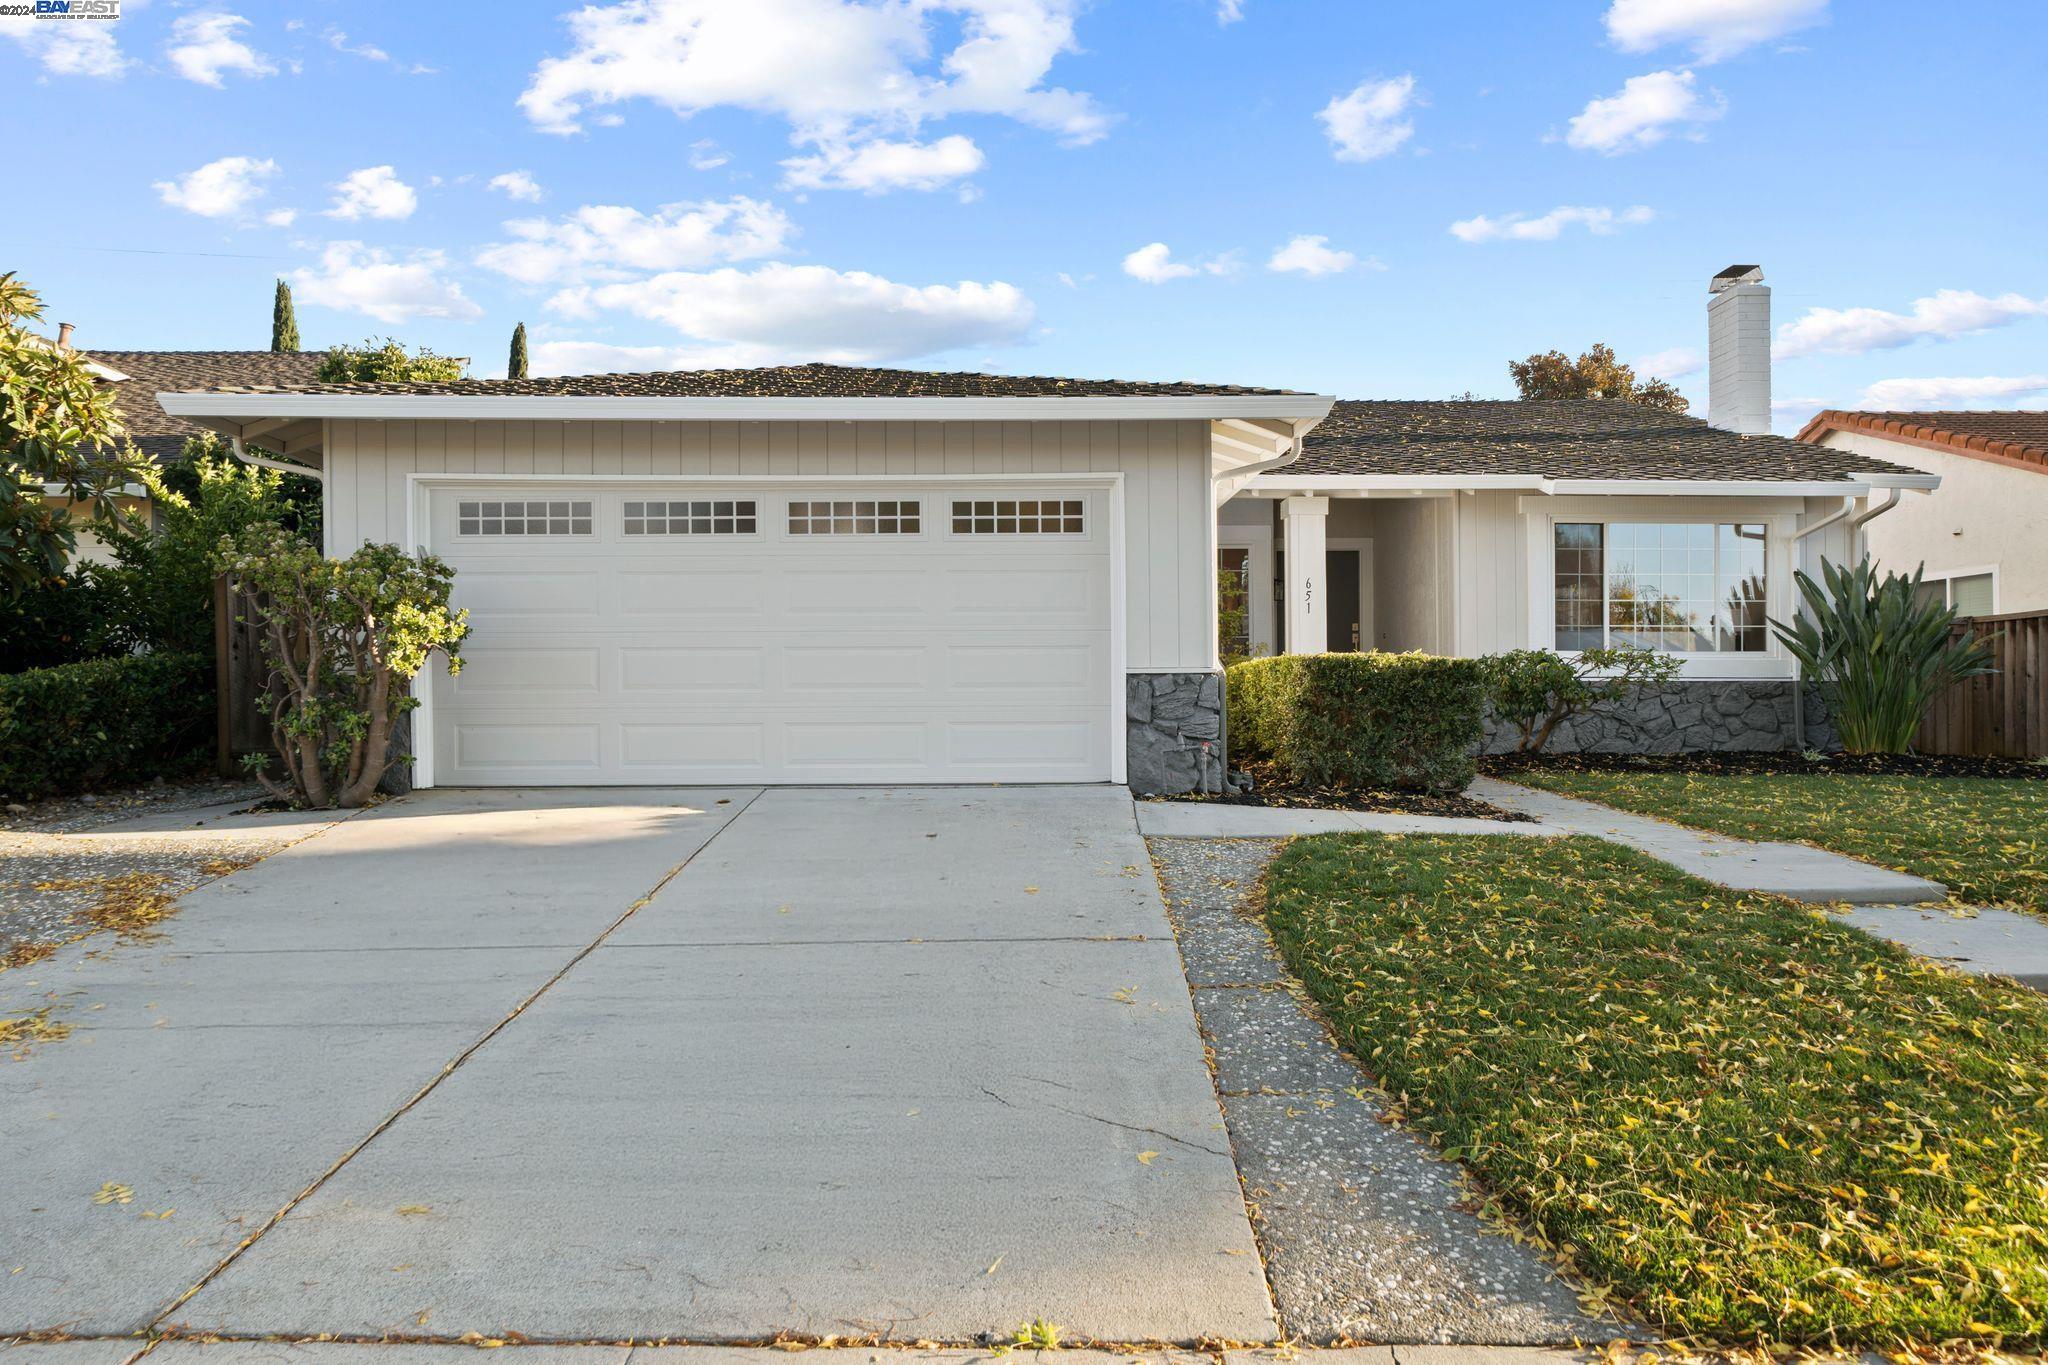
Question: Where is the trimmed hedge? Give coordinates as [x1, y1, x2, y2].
[0, 652, 215, 799]
[1227, 652, 1485, 792]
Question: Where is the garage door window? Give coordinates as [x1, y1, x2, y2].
[458, 500, 593, 536]
[787, 500, 920, 535]
[952, 499, 1084, 534]
[625, 500, 757, 535]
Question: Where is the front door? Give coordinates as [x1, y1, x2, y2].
[1325, 549, 1361, 652]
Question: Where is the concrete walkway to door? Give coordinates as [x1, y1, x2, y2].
[1, 786, 1271, 1346]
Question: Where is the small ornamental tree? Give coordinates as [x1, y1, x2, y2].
[1772, 556, 1997, 754]
[1, 271, 148, 594]
[508, 322, 529, 380]
[1482, 644, 1684, 753]
[316, 338, 466, 384]
[1509, 343, 1689, 413]
[271, 279, 300, 352]
[218, 527, 469, 808]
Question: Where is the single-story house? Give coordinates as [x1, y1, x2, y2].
[156, 265, 1930, 793]
[1797, 408, 2048, 616]
[39, 340, 325, 562]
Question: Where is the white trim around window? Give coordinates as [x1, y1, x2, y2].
[1217, 521, 1275, 658]
[1917, 564, 1999, 617]
[1522, 506, 1800, 679]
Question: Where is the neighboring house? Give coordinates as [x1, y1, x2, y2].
[1796, 409, 2048, 616]
[42, 343, 325, 563]
[156, 265, 1928, 792]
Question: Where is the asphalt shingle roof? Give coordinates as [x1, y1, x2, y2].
[89, 350, 326, 462]
[169, 360, 1304, 400]
[1291, 399, 1922, 482]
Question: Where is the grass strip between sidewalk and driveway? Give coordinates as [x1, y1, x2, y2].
[1506, 769, 2048, 915]
[1262, 832, 2048, 1350]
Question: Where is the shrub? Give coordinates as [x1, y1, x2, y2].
[219, 528, 468, 809]
[1481, 644, 1683, 753]
[1227, 652, 1485, 792]
[0, 652, 213, 798]
[1772, 556, 1997, 755]
[0, 568, 121, 672]
[316, 338, 466, 384]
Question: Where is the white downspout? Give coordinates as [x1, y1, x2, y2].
[230, 435, 325, 483]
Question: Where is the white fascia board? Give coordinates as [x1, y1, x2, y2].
[1855, 470, 1942, 490]
[1250, 473, 1902, 497]
[158, 391, 1338, 424]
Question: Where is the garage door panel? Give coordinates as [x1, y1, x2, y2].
[619, 646, 766, 692]
[430, 481, 1115, 785]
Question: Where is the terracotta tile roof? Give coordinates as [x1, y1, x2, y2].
[87, 350, 326, 462]
[1287, 399, 1922, 483]
[168, 360, 1305, 400]
[1796, 409, 2048, 476]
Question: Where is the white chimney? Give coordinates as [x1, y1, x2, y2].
[1707, 264, 1770, 435]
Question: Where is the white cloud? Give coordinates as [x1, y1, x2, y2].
[326, 165, 419, 221]
[551, 262, 1035, 365]
[1633, 346, 1704, 379]
[1318, 74, 1418, 163]
[518, 0, 1108, 195]
[165, 12, 276, 88]
[1605, 0, 1828, 63]
[323, 24, 435, 74]
[1121, 242, 1239, 284]
[530, 339, 788, 376]
[1449, 205, 1655, 243]
[1566, 69, 1724, 154]
[3, 20, 129, 78]
[689, 139, 730, 171]
[1776, 289, 2048, 359]
[782, 134, 985, 193]
[476, 197, 794, 287]
[1856, 375, 2048, 410]
[290, 242, 482, 324]
[264, 208, 299, 228]
[1217, 0, 1245, 22]
[489, 170, 546, 203]
[153, 155, 277, 218]
[1267, 234, 1367, 277]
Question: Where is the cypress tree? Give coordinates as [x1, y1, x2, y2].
[508, 322, 529, 380]
[271, 279, 300, 352]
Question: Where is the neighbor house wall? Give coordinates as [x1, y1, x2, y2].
[1818, 429, 2047, 613]
[321, 416, 1222, 675]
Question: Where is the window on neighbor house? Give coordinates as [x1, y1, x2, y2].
[1914, 571, 1996, 619]
[1554, 522, 1768, 653]
[1218, 547, 1252, 660]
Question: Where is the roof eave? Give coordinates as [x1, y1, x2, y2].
[1247, 473, 1939, 495]
[157, 391, 1338, 424]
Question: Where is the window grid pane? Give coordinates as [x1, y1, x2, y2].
[950, 498, 1085, 534]
[1554, 521, 1767, 654]
[623, 499, 757, 536]
[457, 499, 593, 537]
[786, 499, 921, 535]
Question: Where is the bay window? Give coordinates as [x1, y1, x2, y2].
[1554, 521, 1768, 654]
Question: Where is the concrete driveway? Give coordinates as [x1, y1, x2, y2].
[1, 787, 1270, 1345]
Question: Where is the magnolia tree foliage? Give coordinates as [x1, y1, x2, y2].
[0, 272, 147, 594]
[1509, 343, 1689, 413]
[1773, 556, 1997, 755]
[316, 337, 467, 384]
[1482, 644, 1685, 753]
[219, 527, 469, 809]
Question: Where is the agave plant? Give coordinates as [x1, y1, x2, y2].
[1771, 556, 1997, 754]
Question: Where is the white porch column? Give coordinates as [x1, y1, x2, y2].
[1282, 495, 1328, 654]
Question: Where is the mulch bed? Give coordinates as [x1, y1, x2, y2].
[1483, 750, 2048, 781]
[1149, 760, 1533, 821]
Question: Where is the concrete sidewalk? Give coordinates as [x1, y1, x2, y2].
[0, 1344, 1627, 1365]
[1832, 904, 2048, 990]
[1468, 778, 1947, 905]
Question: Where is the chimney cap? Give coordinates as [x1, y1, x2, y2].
[1709, 264, 1764, 291]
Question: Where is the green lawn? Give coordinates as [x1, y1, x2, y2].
[1505, 769, 2048, 914]
[1264, 833, 2048, 1348]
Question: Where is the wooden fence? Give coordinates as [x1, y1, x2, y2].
[1915, 608, 2048, 760]
[213, 574, 274, 776]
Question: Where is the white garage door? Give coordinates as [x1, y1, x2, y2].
[424, 481, 1117, 785]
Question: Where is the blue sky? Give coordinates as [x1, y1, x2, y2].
[4, 0, 2043, 430]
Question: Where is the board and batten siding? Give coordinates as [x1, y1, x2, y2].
[321, 416, 1219, 674]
